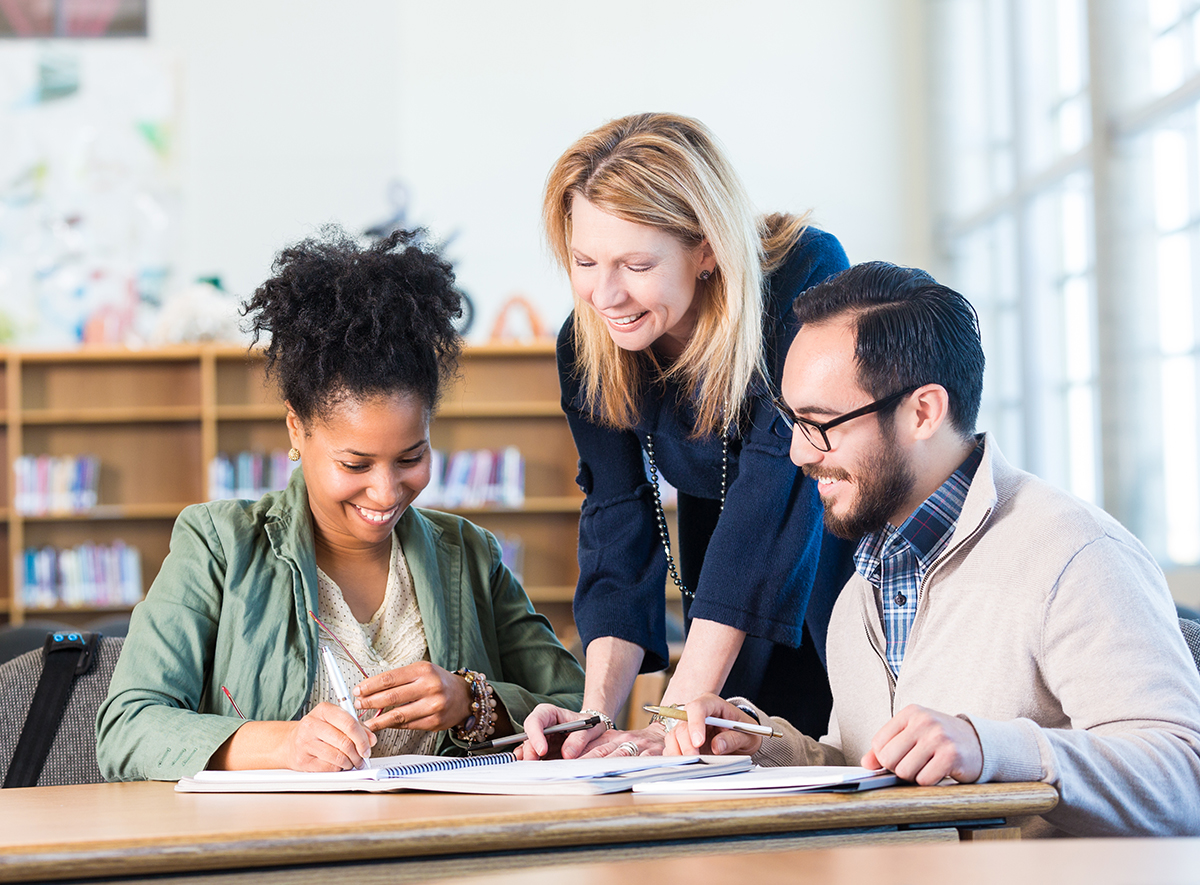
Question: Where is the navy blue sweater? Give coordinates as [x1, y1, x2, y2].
[558, 228, 850, 672]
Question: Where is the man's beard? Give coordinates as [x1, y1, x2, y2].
[804, 431, 916, 541]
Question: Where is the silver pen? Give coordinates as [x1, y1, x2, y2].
[320, 644, 370, 768]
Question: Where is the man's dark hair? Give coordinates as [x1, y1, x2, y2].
[241, 226, 462, 423]
[793, 262, 985, 436]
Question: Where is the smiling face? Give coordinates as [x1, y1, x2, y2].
[568, 195, 714, 357]
[782, 318, 917, 539]
[287, 391, 431, 553]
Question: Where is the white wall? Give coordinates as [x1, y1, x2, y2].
[150, 0, 404, 303]
[151, 0, 931, 340]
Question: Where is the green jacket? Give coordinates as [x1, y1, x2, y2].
[96, 470, 584, 781]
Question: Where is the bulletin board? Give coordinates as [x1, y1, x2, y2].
[0, 43, 178, 346]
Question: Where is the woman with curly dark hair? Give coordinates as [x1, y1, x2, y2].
[96, 228, 584, 780]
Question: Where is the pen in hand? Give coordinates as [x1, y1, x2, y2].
[308, 610, 379, 720]
[320, 644, 370, 770]
[468, 715, 602, 752]
[643, 704, 783, 738]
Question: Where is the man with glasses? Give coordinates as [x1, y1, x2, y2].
[668, 262, 1200, 837]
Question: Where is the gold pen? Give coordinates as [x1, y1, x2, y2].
[644, 704, 783, 738]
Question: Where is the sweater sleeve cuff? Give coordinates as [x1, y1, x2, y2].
[962, 713, 1046, 783]
[727, 696, 806, 767]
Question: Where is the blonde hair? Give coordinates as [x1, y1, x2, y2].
[544, 113, 809, 436]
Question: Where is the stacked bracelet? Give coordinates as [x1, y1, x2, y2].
[580, 709, 614, 731]
[452, 668, 498, 744]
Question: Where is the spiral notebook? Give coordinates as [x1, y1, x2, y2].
[175, 752, 752, 795]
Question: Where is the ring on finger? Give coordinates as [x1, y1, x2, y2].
[616, 740, 639, 756]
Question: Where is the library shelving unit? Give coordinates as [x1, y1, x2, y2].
[0, 342, 584, 641]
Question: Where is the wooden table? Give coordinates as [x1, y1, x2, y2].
[0, 780, 1057, 883]
[409, 838, 1200, 885]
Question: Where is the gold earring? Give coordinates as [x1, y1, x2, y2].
[288, 447, 300, 462]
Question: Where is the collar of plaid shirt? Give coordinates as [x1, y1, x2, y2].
[853, 436, 985, 674]
[855, 437, 986, 573]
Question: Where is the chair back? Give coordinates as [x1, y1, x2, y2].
[0, 621, 74, 665]
[0, 635, 124, 786]
[1181, 618, 1200, 676]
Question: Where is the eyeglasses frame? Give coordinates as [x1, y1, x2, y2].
[773, 385, 921, 452]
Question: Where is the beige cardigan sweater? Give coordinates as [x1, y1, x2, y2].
[742, 435, 1200, 837]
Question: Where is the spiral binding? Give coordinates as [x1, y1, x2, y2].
[380, 750, 516, 779]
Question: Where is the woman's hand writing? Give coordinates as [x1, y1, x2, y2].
[208, 704, 376, 772]
[283, 702, 377, 770]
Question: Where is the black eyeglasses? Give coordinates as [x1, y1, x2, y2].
[772, 386, 920, 452]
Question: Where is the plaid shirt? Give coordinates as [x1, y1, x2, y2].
[853, 438, 985, 678]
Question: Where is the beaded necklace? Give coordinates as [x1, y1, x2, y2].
[643, 431, 728, 601]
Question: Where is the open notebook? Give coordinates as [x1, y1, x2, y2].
[175, 752, 753, 795]
[631, 765, 898, 795]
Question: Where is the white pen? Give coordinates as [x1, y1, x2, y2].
[700, 715, 779, 737]
[320, 644, 370, 769]
[643, 704, 783, 738]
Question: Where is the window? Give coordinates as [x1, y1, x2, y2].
[931, 0, 1200, 567]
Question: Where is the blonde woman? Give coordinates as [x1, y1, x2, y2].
[522, 114, 854, 758]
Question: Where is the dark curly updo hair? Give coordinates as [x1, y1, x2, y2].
[241, 226, 462, 424]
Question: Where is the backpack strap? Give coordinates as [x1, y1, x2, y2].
[3, 631, 100, 788]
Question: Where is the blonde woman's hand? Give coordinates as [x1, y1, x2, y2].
[516, 704, 609, 759]
[574, 726, 667, 759]
[662, 693, 762, 757]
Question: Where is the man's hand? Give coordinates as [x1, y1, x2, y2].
[662, 693, 763, 757]
[862, 704, 983, 785]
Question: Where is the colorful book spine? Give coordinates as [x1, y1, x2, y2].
[13, 454, 101, 515]
[22, 541, 142, 609]
[417, 448, 526, 509]
[493, 531, 525, 583]
[207, 451, 298, 501]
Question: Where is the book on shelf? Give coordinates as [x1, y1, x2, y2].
[493, 531, 524, 583]
[208, 450, 299, 501]
[14, 454, 100, 515]
[175, 752, 752, 795]
[417, 446, 525, 509]
[630, 765, 899, 795]
[22, 541, 143, 609]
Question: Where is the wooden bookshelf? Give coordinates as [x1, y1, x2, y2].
[0, 344, 584, 641]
